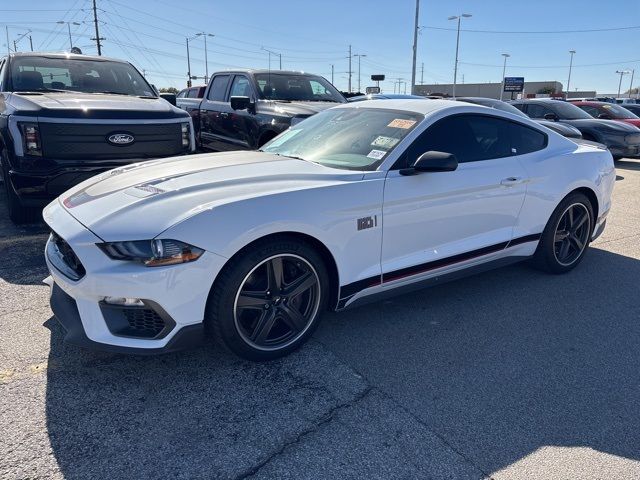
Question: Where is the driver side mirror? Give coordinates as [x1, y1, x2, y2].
[230, 96, 254, 111]
[543, 112, 559, 121]
[399, 151, 458, 176]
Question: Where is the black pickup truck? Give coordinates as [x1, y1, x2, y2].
[0, 52, 194, 223]
[178, 69, 345, 151]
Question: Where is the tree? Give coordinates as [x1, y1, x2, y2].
[537, 86, 556, 95]
[159, 87, 179, 94]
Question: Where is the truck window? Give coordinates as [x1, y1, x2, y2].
[229, 76, 251, 98]
[207, 75, 229, 101]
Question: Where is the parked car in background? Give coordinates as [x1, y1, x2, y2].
[187, 70, 345, 151]
[44, 99, 614, 359]
[457, 97, 583, 139]
[348, 94, 425, 102]
[620, 103, 640, 116]
[511, 99, 640, 159]
[0, 52, 194, 223]
[176, 85, 206, 113]
[571, 101, 640, 128]
[615, 98, 639, 105]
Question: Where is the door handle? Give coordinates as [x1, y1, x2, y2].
[500, 177, 525, 186]
[220, 112, 229, 118]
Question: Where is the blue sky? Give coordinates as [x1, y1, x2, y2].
[1, 0, 639, 94]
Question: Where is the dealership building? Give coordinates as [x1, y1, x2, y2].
[414, 81, 596, 100]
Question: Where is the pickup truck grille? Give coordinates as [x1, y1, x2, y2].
[39, 122, 184, 160]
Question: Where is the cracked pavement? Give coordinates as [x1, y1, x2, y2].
[2, 158, 640, 479]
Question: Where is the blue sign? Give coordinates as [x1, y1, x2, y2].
[504, 77, 525, 92]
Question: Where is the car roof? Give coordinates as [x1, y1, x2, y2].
[213, 69, 324, 77]
[9, 51, 128, 63]
[570, 101, 608, 106]
[338, 98, 478, 116]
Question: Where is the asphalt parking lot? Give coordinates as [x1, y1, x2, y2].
[1, 158, 640, 480]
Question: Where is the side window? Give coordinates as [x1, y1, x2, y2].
[187, 88, 199, 98]
[578, 105, 598, 117]
[526, 104, 552, 119]
[207, 75, 230, 101]
[229, 76, 251, 98]
[510, 123, 547, 156]
[176, 89, 187, 98]
[511, 103, 526, 113]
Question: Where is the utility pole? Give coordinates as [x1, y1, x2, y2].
[28, 35, 33, 51]
[186, 37, 192, 87]
[354, 54, 366, 93]
[616, 70, 630, 98]
[13, 40, 17, 53]
[629, 69, 635, 98]
[411, 0, 419, 94]
[262, 47, 281, 71]
[420, 62, 424, 85]
[330, 64, 334, 84]
[499, 53, 510, 101]
[91, 0, 104, 55]
[566, 50, 576, 98]
[348, 45, 352, 93]
[5, 26, 10, 55]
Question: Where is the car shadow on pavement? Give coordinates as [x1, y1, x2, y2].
[615, 158, 640, 171]
[41, 246, 640, 479]
[316, 247, 640, 476]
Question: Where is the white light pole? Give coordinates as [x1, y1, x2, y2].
[499, 53, 510, 101]
[616, 70, 631, 98]
[410, 0, 420, 94]
[196, 32, 215, 84]
[448, 13, 471, 99]
[57, 21, 80, 50]
[566, 50, 576, 98]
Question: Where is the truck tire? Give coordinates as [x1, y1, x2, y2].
[1, 150, 41, 224]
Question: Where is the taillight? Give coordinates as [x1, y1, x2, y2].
[20, 122, 42, 156]
[181, 122, 191, 149]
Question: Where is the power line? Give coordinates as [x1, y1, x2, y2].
[423, 25, 640, 34]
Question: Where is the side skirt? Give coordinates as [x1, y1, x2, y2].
[337, 255, 530, 311]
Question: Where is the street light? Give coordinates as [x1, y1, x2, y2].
[195, 32, 215, 84]
[12, 30, 32, 52]
[261, 47, 282, 70]
[57, 21, 80, 50]
[616, 70, 631, 98]
[353, 53, 366, 93]
[448, 13, 471, 99]
[566, 50, 576, 98]
[499, 53, 510, 101]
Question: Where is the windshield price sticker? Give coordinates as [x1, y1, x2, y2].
[371, 135, 399, 148]
[387, 119, 416, 129]
[367, 149, 387, 160]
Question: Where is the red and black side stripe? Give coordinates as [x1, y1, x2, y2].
[337, 233, 542, 308]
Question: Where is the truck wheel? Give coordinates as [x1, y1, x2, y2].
[1, 150, 41, 224]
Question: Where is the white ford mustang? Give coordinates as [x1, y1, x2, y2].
[43, 99, 615, 360]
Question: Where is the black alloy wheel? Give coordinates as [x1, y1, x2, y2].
[234, 254, 321, 350]
[553, 203, 591, 267]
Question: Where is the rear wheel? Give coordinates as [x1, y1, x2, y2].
[1, 150, 40, 224]
[206, 237, 328, 361]
[532, 192, 593, 274]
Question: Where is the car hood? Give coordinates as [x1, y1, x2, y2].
[56, 151, 363, 241]
[10, 92, 185, 117]
[617, 118, 640, 128]
[261, 100, 341, 117]
[561, 118, 640, 132]
[536, 120, 582, 138]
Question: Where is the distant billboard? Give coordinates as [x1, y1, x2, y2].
[371, 74, 385, 81]
[504, 77, 525, 92]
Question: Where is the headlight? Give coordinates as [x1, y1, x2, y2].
[19, 122, 42, 156]
[181, 122, 191, 149]
[97, 239, 204, 267]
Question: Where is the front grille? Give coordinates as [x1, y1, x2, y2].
[123, 308, 166, 338]
[39, 122, 184, 160]
[48, 232, 86, 280]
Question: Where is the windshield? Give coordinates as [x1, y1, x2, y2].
[262, 107, 423, 170]
[10, 56, 156, 96]
[550, 101, 593, 120]
[599, 103, 640, 119]
[254, 73, 344, 103]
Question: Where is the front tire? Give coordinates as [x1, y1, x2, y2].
[1, 150, 40, 224]
[532, 192, 594, 274]
[206, 237, 329, 361]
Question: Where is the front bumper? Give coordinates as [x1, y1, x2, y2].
[607, 142, 640, 158]
[43, 200, 227, 354]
